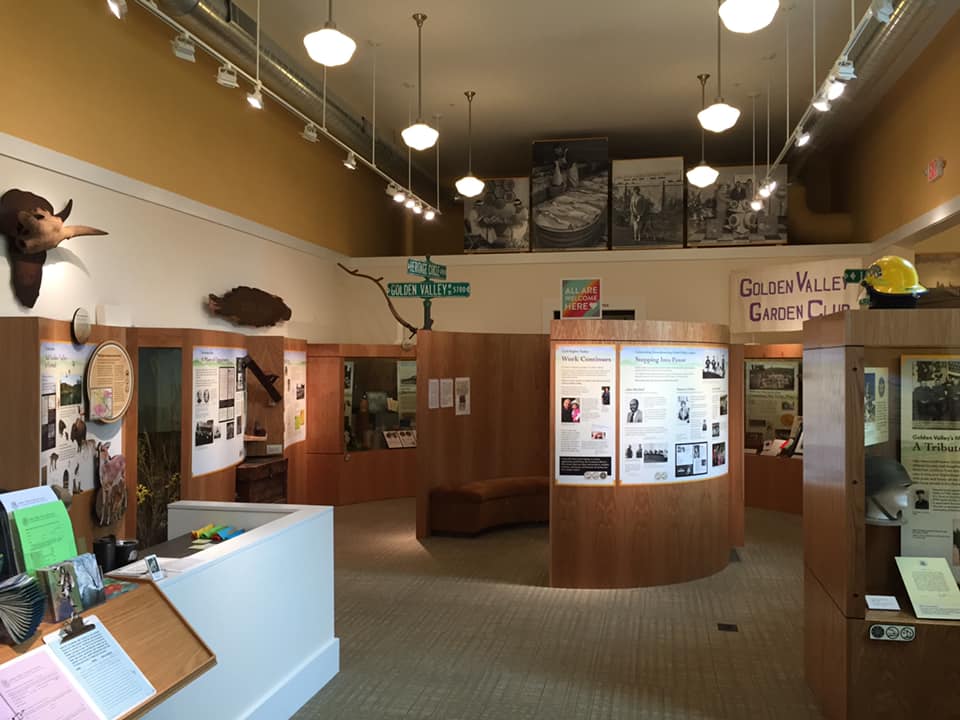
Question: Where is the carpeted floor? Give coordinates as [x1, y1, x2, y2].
[293, 499, 823, 720]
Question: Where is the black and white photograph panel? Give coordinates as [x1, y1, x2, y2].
[912, 359, 960, 429]
[611, 157, 684, 249]
[464, 177, 531, 253]
[531, 138, 609, 251]
[687, 164, 788, 246]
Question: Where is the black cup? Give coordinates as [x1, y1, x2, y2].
[93, 535, 116, 573]
[115, 540, 139, 567]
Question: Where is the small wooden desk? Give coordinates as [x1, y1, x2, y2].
[236, 457, 288, 503]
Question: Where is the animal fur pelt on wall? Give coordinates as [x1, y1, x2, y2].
[0, 189, 107, 307]
[207, 286, 292, 327]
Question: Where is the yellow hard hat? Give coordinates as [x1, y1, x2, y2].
[864, 256, 926, 296]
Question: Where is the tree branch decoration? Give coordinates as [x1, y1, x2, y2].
[337, 262, 418, 338]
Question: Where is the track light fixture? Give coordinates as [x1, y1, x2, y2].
[412, 202, 423, 215]
[719, 0, 780, 34]
[343, 150, 357, 170]
[171, 34, 196, 63]
[871, 0, 895, 24]
[796, 130, 811, 147]
[759, 179, 777, 198]
[424, 209, 436, 221]
[812, 94, 831, 112]
[246, 84, 264, 110]
[107, 0, 128, 19]
[699, 1, 741, 133]
[393, 187, 407, 203]
[401, 14, 439, 151]
[304, 0, 357, 67]
[404, 197, 416, 210]
[301, 123, 319, 142]
[216, 63, 239, 89]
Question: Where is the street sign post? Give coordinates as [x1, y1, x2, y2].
[407, 258, 447, 280]
[389, 256, 470, 330]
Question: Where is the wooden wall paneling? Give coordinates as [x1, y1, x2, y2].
[339, 449, 417, 505]
[743, 343, 804, 359]
[307, 454, 341, 506]
[283, 338, 309, 504]
[804, 566, 849, 720]
[0, 318, 41, 494]
[728, 343, 745, 546]
[803, 346, 865, 618]
[245, 335, 284, 444]
[744, 454, 804, 514]
[306, 355, 344, 454]
[188, 467, 236, 502]
[805, 309, 960, 350]
[550, 319, 730, 345]
[415, 331, 435, 538]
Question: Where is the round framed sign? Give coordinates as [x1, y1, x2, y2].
[85, 341, 134, 423]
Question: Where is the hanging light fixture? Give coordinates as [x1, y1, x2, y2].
[107, 0, 128, 19]
[401, 14, 439, 151]
[246, 0, 264, 110]
[454, 91, 486, 199]
[719, 0, 780, 34]
[699, 1, 741, 133]
[749, 93, 764, 212]
[687, 74, 720, 189]
[759, 58, 777, 199]
[303, 0, 357, 67]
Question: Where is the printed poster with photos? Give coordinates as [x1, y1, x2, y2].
[864, 367, 889, 447]
[283, 350, 307, 448]
[619, 345, 729, 485]
[192, 346, 246, 477]
[687, 164, 788, 246]
[900, 355, 960, 580]
[744, 360, 800, 450]
[611, 157, 684, 249]
[464, 177, 530, 253]
[555, 345, 616, 485]
[40, 342, 123, 492]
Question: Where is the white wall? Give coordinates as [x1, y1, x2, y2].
[0, 134, 346, 342]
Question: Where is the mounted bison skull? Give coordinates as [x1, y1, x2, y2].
[0, 189, 107, 307]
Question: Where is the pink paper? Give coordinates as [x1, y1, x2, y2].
[0, 646, 101, 720]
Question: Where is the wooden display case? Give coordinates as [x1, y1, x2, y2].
[803, 309, 960, 720]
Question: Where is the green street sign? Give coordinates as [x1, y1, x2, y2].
[388, 282, 470, 299]
[407, 258, 447, 280]
[843, 269, 868, 285]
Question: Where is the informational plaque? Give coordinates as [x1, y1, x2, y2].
[85, 341, 134, 423]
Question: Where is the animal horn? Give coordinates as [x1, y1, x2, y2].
[55, 199, 73, 221]
[63, 225, 108, 240]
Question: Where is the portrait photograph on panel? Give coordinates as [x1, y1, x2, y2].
[611, 157, 684, 249]
[687, 164, 788, 246]
[464, 177, 531, 253]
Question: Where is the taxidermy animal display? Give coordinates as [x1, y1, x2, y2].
[95, 442, 127, 527]
[0, 189, 107, 307]
[207, 286, 292, 328]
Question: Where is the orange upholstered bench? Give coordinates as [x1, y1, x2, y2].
[430, 476, 549, 535]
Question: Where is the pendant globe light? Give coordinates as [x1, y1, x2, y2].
[687, 74, 720, 189]
[401, 13, 439, 151]
[303, 0, 356, 67]
[698, 0, 741, 133]
[719, 0, 780, 34]
[455, 91, 485, 199]
[749, 93, 764, 212]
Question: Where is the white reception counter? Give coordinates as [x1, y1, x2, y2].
[134, 502, 338, 720]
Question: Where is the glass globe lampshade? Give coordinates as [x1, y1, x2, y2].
[402, 122, 439, 151]
[303, 27, 357, 66]
[719, 0, 780, 34]
[455, 174, 485, 199]
[686, 162, 720, 189]
[698, 101, 741, 133]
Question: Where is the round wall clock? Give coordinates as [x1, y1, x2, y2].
[71, 308, 92, 344]
[85, 341, 134, 423]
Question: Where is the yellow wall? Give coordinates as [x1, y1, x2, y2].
[0, 1, 406, 257]
[844, 11, 960, 244]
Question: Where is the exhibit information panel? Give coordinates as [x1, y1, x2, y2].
[40, 342, 123, 491]
[899, 355, 960, 580]
[283, 350, 307, 448]
[864, 366, 890, 447]
[620, 345, 729, 484]
[554, 345, 617, 485]
[743, 359, 800, 450]
[192, 346, 246, 477]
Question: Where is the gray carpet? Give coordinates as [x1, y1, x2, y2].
[293, 499, 823, 720]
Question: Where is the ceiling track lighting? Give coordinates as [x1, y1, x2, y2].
[719, 0, 780, 34]
[412, 202, 423, 215]
[301, 122, 319, 142]
[455, 91, 485, 199]
[796, 130, 811, 147]
[216, 62, 239, 89]
[424, 209, 436, 221]
[246, 84, 264, 110]
[343, 150, 357, 170]
[699, 1, 741, 133]
[303, 0, 357, 67]
[107, 0, 128, 19]
[687, 74, 720, 189]
[171, 33, 196, 63]
[404, 197, 416, 210]
[401, 14, 439, 151]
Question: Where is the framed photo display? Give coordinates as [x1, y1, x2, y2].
[611, 157, 684, 249]
[464, 177, 530, 253]
[531, 138, 609, 251]
[687, 164, 788, 246]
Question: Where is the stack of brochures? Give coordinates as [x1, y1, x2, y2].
[0, 572, 45, 644]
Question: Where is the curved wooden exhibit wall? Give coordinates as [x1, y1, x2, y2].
[550, 320, 737, 589]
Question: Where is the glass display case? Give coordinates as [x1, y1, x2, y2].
[343, 358, 416, 452]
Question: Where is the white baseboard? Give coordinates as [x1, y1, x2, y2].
[246, 637, 341, 720]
